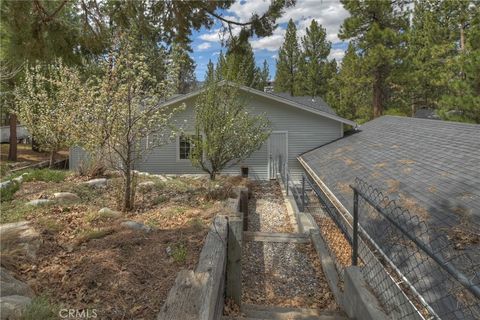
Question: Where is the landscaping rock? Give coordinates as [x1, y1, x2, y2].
[53, 192, 80, 202]
[0, 221, 41, 260]
[151, 174, 168, 182]
[0, 268, 34, 298]
[98, 207, 120, 217]
[0, 295, 32, 320]
[138, 181, 155, 191]
[0, 180, 12, 189]
[121, 221, 151, 233]
[26, 199, 53, 207]
[83, 178, 107, 188]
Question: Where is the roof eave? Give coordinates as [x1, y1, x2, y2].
[160, 81, 357, 127]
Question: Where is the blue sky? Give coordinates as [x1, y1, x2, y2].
[190, 0, 350, 81]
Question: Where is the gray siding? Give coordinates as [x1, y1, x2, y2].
[70, 92, 342, 180]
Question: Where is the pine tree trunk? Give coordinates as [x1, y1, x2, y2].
[373, 73, 383, 118]
[8, 114, 17, 161]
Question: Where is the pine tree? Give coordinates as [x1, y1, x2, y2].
[274, 19, 300, 95]
[339, 0, 410, 118]
[170, 43, 196, 94]
[205, 60, 215, 85]
[439, 0, 480, 123]
[299, 20, 332, 97]
[326, 43, 372, 122]
[256, 60, 270, 91]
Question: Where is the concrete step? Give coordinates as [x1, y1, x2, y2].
[244, 231, 310, 243]
[241, 304, 348, 320]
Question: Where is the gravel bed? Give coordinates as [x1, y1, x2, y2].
[247, 181, 293, 233]
[241, 241, 338, 309]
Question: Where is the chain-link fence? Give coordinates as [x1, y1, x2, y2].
[284, 170, 480, 320]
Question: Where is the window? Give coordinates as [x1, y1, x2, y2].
[178, 134, 195, 160]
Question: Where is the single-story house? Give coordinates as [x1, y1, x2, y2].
[70, 82, 356, 180]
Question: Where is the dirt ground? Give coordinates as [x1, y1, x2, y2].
[1, 173, 246, 319]
[0, 143, 68, 165]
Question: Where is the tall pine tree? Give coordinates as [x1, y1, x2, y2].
[274, 19, 300, 95]
[298, 20, 332, 97]
[339, 0, 410, 118]
[327, 43, 372, 122]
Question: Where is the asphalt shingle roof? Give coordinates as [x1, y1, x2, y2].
[300, 115, 480, 231]
[268, 92, 337, 116]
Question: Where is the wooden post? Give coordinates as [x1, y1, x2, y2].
[226, 213, 243, 306]
[240, 189, 249, 231]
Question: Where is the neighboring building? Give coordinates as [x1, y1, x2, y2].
[414, 107, 441, 120]
[70, 82, 355, 180]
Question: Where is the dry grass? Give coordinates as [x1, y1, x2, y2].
[1, 173, 243, 319]
[398, 159, 415, 165]
[374, 162, 388, 169]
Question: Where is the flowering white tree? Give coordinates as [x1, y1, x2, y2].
[14, 60, 84, 167]
[190, 82, 270, 180]
[77, 34, 184, 211]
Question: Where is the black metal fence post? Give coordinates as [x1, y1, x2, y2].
[301, 174, 305, 211]
[352, 189, 359, 266]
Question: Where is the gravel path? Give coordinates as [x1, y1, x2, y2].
[240, 180, 337, 310]
[247, 181, 293, 233]
[241, 241, 337, 309]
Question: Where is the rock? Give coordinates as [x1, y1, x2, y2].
[0, 221, 41, 260]
[120, 221, 151, 233]
[26, 199, 53, 207]
[53, 192, 80, 202]
[0, 268, 34, 298]
[151, 174, 168, 182]
[0, 180, 12, 190]
[98, 207, 120, 217]
[138, 172, 150, 177]
[138, 181, 155, 190]
[83, 178, 107, 188]
[0, 295, 32, 320]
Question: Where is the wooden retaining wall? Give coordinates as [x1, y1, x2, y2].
[158, 188, 247, 320]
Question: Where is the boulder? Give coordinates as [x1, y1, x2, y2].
[53, 192, 80, 202]
[138, 181, 155, 191]
[98, 207, 120, 217]
[0, 295, 32, 320]
[26, 199, 53, 207]
[83, 178, 107, 188]
[0, 268, 34, 298]
[0, 180, 12, 190]
[120, 221, 151, 233]
[151, 174, 168, 182]
[0, 221, 41, 260]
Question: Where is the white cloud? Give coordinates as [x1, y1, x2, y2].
[328, 47, 346, 62]
[236, 0, 349, 52]
[197, 42, 212, 51]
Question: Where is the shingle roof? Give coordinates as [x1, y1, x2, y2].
[268, 92, 337, 116]
[300, 116, 480, 232]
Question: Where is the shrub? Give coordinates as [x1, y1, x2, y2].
[0, 181, 20, 202]
[23, 295, 58, 320]
[172, 243, 187, 264]
[76, 155, 107, 178]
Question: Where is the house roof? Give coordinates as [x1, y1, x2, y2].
[299, 116, 480, 232]
[161, 81, 357, 127]
[267, 92, 337, 116]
